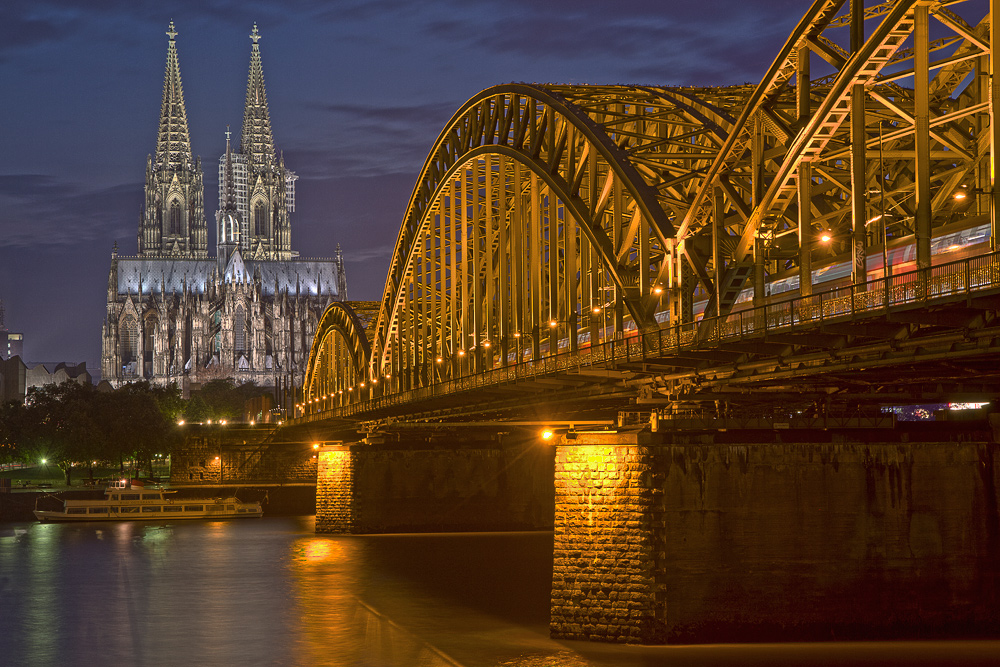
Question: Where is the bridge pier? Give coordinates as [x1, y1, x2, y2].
[315, 431, 554, 533]
[551, 423, 1000, 643]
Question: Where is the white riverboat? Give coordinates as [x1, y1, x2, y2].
[33, 479, 263, 522]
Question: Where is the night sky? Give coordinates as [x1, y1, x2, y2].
[0, 0, 802, 375]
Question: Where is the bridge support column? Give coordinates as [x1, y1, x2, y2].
[551, 434, 661, 643]
[551, 427, 1000, 643]
[315, 433, 555, 534]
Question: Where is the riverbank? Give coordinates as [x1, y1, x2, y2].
[0, 484, 316, 522]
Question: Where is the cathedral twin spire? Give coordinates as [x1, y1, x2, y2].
[141, 21, 291, 261]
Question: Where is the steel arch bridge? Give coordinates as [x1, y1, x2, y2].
[302, 0, 1000, 421]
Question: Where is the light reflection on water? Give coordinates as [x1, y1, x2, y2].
[1, 518, 998, 667]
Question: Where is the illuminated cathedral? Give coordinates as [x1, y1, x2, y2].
[101, 23, 345, 391]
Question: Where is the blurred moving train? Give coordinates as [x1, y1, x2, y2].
[515, 215, 994, 362]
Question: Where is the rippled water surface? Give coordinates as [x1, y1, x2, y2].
[1, 517, 997, 667]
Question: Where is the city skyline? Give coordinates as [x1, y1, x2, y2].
[0, 0, 799, 372]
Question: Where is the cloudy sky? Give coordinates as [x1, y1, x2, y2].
[0, 0, 804, 373]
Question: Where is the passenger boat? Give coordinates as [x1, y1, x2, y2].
[33, 479, 263, 522]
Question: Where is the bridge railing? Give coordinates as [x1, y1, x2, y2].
[304, 250, 1000, 420]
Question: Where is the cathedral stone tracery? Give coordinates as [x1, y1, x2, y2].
[102, 22, 346, 393]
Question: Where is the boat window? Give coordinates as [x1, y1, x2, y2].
[184, 505, 204, 512]
[141, 506, 161, 512]
[88, 507, 109, 514]
[163, 506, 183, 512]
[227, 505, 235, 511]
[111, 495, 119, 500]
[121, 494, 140, 500]
[207, 504, 225, 512]
[120, 506, 140, 513]
[67, 508, 87, 514]
[143, 492, 161, 498]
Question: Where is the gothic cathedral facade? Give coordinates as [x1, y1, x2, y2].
[101, 23, 346, 392]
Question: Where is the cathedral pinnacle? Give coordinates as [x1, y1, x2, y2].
[155, 20, 193, 171]
[241, 23, 275, 168]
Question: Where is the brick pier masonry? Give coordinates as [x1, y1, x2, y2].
[550, 423, 1000, 643]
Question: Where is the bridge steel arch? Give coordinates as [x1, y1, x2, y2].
[302, 0, 998, 414]
[363, 82, 757, 396]
[303, 301, 372, 411]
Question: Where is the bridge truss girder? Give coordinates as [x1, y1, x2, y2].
[303, 0, 999, 415]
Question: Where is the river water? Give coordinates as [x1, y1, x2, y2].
[1, 517, 997, 667]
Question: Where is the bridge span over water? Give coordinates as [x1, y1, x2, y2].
[299, 0, 1000, 432]
[281, 0, 1000, 645]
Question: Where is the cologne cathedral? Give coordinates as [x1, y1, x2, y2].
[101, 23, 345, 392]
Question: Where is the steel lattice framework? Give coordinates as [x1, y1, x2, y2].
[303, 0, 998, 414]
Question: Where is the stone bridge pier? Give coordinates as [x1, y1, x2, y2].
[315, 430, 554, 534]
[550, 421, 1000, 643]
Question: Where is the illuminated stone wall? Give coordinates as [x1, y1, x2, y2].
[550, 439, 662, 643]
[551, 428, 1000, 643]
[315, 448, 355, 533]
[315, 436, 554, 534]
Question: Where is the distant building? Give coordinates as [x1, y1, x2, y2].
[101, 23, 346, 392]
[26, 361, 92, 391]
[0, 332, 23, 361]
[0, 356, 26, 403]
[0, 357, 91, 404]
[0, 299, 23, 361]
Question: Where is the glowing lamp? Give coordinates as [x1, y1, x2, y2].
[820, 233, 832, 243]
[549, 320, 558, 328]
[540, 430, 554, 441]
[177, 420, 185, 426]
